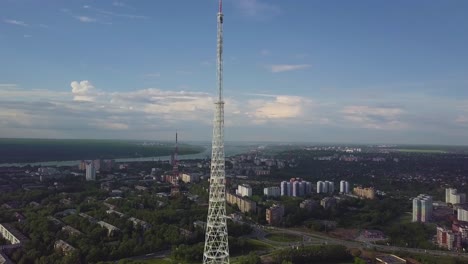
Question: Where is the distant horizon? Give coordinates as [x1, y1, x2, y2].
[2, 137, 468, 148]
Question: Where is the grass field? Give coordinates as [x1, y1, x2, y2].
[397, 212, 413, 224]
[231, 238, 275, 257]
[245, 238, 275, 250]
[132, 239, 273, 264]
[140, 259, 172, 264]
[266, 233, 303, 243]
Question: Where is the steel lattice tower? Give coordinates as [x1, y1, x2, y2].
[170, 132, 180, 196]
[203, 0, 229, 263]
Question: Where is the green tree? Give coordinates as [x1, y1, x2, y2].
[353, 257, 366, 264]
[237, 252, 261, 264]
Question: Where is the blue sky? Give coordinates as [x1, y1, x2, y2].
[1, 0, 468, 144]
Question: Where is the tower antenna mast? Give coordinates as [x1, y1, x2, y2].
[203, 0, 229, 263]
[170, 131, 180, 196]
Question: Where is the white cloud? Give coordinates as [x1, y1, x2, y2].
[92, 121, 129, 130]
[248, 95, 311, 120]
[106, 88, 215, 124]
[75, 16, 96, 23]
[0, 84, 17, 88]
[455, 101, 468, 126]
[457, 100, 468, 112]
[0, 87, 67, 99]
[456, 115, 468, 125]
[85, 6, 148, 19]
[0, 109, 32, 126]
[455, 100, 468, 126]
[341, 105, 406, 129]
[342, 106, 404, 117]
[4, 19, 28, 27]
[23, 34, 32, 38]
[71, 80, 96, 101]
[244, 93, 278, 98]
[4, 79, 468, 143]
[269, 64, 310, 73]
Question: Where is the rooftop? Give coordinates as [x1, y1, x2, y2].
[54, 240, 76, 252]
[0, 251, 14, 264]
[0, 223, 29, 243]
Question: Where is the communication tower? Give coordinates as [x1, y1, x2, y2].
[203, 0, 230, 263]
[170, 132, 180, 196]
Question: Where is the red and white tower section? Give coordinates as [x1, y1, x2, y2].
[170, 132, 180, 196]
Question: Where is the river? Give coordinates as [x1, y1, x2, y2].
[0, 144, 256, 168]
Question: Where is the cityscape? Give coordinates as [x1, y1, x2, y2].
[1, 0, 468, 264]
[2, 142, 468, 264]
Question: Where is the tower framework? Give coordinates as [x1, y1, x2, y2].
[170, 132, 180, 196]
[203, 0, 229, 263]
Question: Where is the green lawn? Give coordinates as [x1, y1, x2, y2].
[387, 212, 412, 226]
[130, 239, 273, 264]
[266, 233, 303, 243]
[133, 258, 175, 264]
[122, 258, 173, 264]
[245, 238, 275, 250]
[231, 238, 276, 258]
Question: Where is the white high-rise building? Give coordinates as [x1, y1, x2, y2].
[298, 182, 305, 197]
[420, 197, 432, 222]
[85, 162, 96, 181]
[237, 184, 252, 197]
[317, 181, 334, 194]
[305, 181, 312, 195]
[93, 159, 101, 172]
[292, 181, 300, 197]
[446, 188, 466, 205]
[181, 173, 200, 183]
[280, 181, 292, 196]
[281, 180, 310, 197]
[323, 181, 329, 193]
[412, 198, 419, 222]
[325, 181, 334, 193]
[264, 187, 280, 197]
[458, 208, 468, 222]
[317, 181, 324, 193]
[340, 180, 350, 194]
[446, 188, 455, 202]
[280, 181, 289, 196]
[412, 194, 433, 222]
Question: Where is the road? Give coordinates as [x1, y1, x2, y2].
[119, 224, 468, 262]
[258, 225, 468, 259]
[119, 249, 171, 262]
